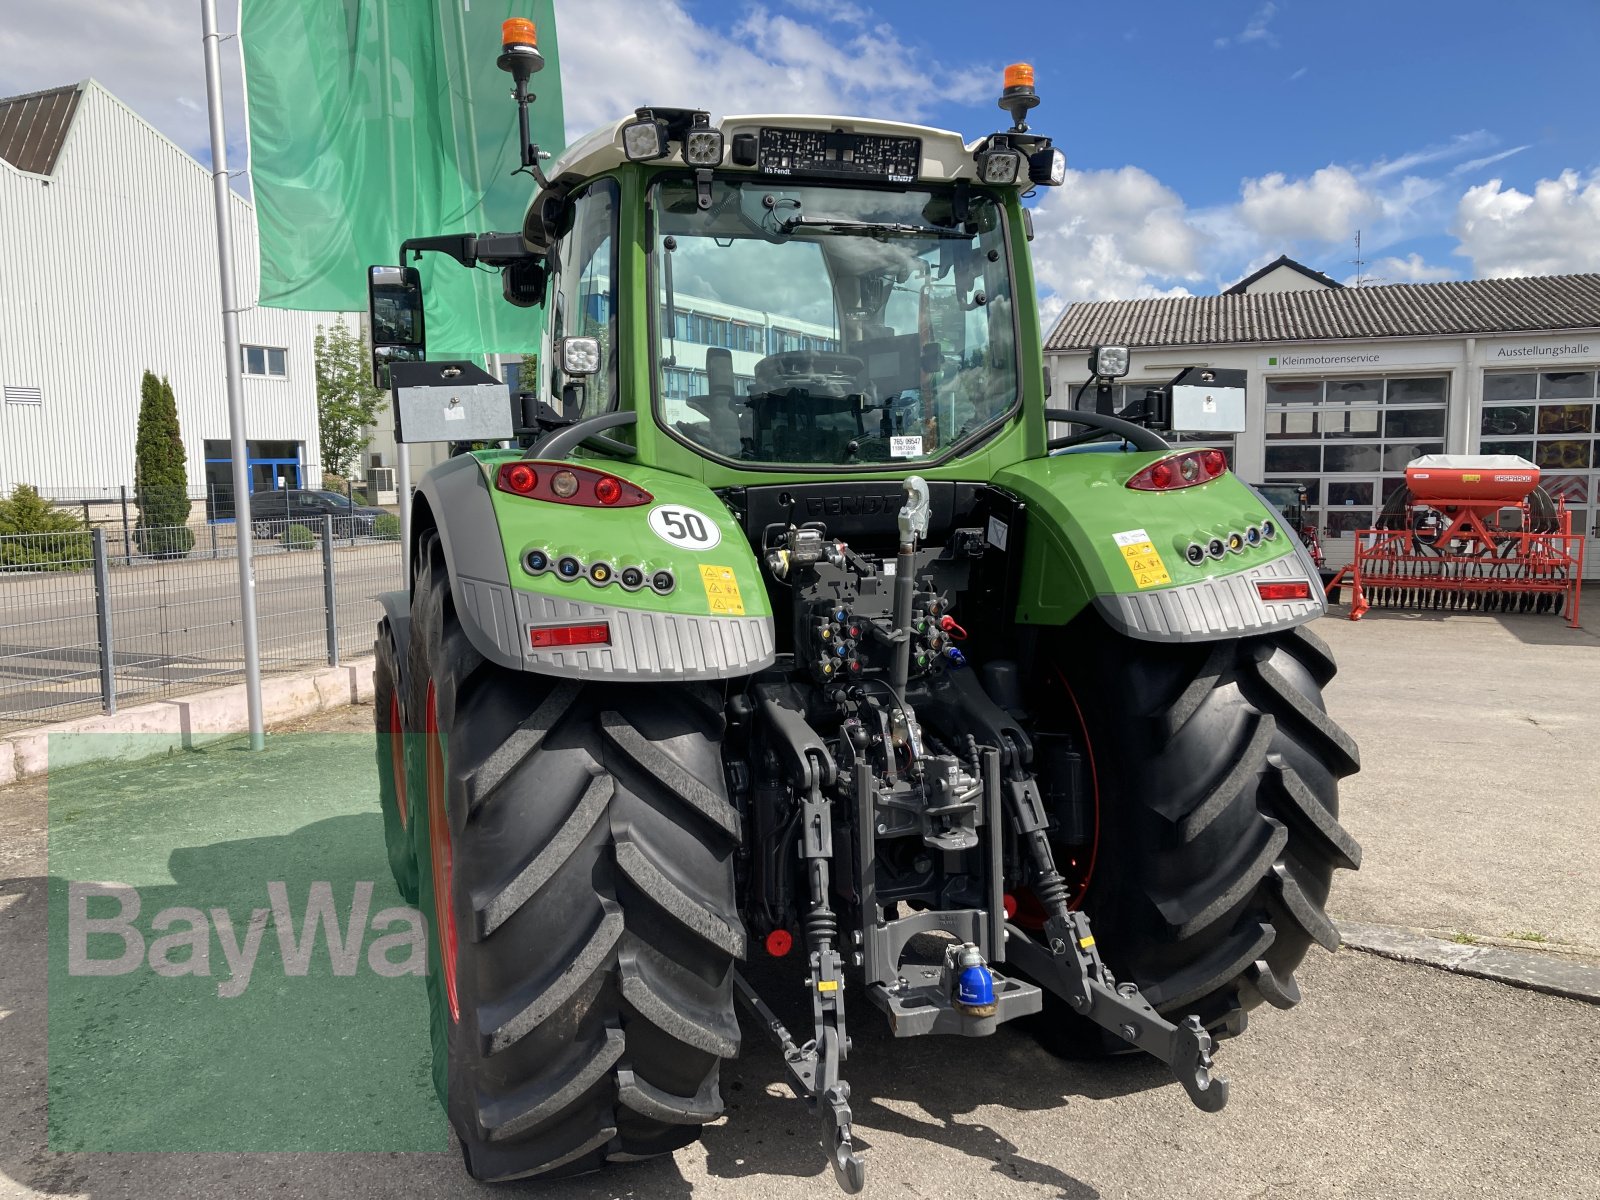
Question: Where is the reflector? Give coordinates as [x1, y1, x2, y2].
[528, 622, 611, 648]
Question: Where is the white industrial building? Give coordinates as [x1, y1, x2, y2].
[0, 80, 343, 512]
[1046, 260, 1600, 574]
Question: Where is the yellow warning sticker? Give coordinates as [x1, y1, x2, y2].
[698, 563, 746, 616]
[817, 979, 840, 993]
[1112, 528, 1172, 589]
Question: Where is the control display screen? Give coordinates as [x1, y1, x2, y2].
[757, 128, 921, 183]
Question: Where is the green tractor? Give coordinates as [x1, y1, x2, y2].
[370, 26, 1360, 1192]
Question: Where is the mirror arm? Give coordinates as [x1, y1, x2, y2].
[399, 234, 479, 269]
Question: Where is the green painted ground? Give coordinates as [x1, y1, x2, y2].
[46, 733, 446, 1151]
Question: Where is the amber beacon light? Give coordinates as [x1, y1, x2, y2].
[501, 18, 538, 50]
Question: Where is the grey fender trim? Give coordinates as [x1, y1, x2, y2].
[1093, 550, 1325, 643]
[512, 588, 775, 679]
[417, 455, 525, 671]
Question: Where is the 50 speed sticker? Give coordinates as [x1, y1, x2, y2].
[1112, 527, 1171, 589]
[648, 505, 722, 550]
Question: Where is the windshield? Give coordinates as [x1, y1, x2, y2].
[651, 178, 1018, 466]
[317, 491, 352, 508]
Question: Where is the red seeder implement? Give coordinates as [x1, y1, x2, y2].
[1327, 455, 1584, 629]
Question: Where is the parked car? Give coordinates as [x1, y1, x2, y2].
[252, 489, 387, 539]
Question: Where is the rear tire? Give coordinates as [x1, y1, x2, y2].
[408, 533, 744, 1181]
[1031, 616, 1361, 1054]
[374, 619, 417, 904]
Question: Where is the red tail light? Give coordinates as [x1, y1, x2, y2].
[528, 622, 611, 648]
[1256, 581, 1312, 601]
[496, 461, 652, 507]
[1126, 449, 1228, 492]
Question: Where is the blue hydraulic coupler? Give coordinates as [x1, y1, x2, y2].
[954, 944, 997, 1016]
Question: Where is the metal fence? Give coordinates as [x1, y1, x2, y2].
[0, 516, 400, 732]
[29, 482, 381, 565]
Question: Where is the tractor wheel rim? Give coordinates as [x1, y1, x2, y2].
[425, 681, 460, 1023]
[389, 693, 408, 830]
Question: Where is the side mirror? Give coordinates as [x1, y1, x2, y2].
[368, 264, 425, 385]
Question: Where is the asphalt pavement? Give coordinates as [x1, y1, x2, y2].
[1, 611, 1598, 1198]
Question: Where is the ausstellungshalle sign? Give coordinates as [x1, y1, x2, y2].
[1480, 338, 1597, 364]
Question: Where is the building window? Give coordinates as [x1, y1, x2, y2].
[1263, 373, 1450, 545]
[242, 345, 287, 377]
[1481, 369, 1596, 472]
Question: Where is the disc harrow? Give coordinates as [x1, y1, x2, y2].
[1329, 455, 1584, 629]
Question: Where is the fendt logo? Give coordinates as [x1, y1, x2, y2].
[803, 493, 904, 518]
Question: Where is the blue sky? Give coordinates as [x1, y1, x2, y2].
[5, 0, 1598, 323]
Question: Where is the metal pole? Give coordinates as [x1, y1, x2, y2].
[378, 3, 412, 585]
[320, 513, 339, 666]
[119, 485, 132, 566]
[92, 528, 116, 715]
[201, 0, 264, 750]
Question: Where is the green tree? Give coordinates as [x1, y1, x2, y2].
[0, 484, 92, 571]
[315, 322, 387, 477]
[134, 371, 195, 558]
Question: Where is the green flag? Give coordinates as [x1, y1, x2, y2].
[239, 1, 563, 361]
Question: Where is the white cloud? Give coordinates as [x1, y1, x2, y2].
[1357, 254, 1456, 285]
[1215, 2, 1279, 49]
[560, 2, 990, 139]
[1028, 167, 1206, 309]
[1450, 144, 1532, 176]
[1452, 171, 1600, 277]
[1237, 166, 1377, 242]
[0, 0, 244, 163]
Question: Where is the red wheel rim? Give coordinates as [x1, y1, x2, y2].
[424, 681, 460, 1023]
[389, 693, 408, 829]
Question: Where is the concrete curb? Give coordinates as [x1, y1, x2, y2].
[0, 657, 375, 784]
[1339, 920, 1600, 1005]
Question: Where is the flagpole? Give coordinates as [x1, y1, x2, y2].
[201, 0, 265, 750]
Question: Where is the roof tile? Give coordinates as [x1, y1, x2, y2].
[1046, 274, 1600, 351]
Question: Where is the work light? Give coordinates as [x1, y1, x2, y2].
[1089, 344, 1130, 379]
[621, 114, 669, 161]
[683, 119, 725, 166]
[1029, 145, 1066, 187]
[978, 148, 1022, 184]
[560, 336, 601, 376]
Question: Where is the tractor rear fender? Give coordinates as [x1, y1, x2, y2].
[377, 590, 412, 678]
[409, 451, 776, 680]
[993, 449, 1326, 643]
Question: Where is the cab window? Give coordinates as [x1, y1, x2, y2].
[548, 179, 620, 418]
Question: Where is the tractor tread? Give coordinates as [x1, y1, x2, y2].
[1143, 921, 1276, 1011]
[472, 772, 612, 939]
[1176, 714, 1275, 843]
[618, 937, 741, 1059]
[1271, 861, 1341, 952]
[1269, 756, 1363, 870]
[478, 1029, 625, 1143]
[1157, 642, 1231, 740]
[1151, 818, 1288, 939]
[482, 903, 625, 1055]
[601, 712, 742, 839]
[1248, 957, 1303, 1010]
[1247, 659, 1361, 776]
[614, 824, 747, 959]
[616, 1067, 724, 1126]
[462, 680, 583, 818]
[1285, 624, 1339, 687]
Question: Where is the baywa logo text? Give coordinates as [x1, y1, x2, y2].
[67, 881, 426, 998]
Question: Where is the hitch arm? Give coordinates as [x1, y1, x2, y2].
[1001, 770, 1229, 1113]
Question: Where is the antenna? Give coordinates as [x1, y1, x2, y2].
[1350, 230, 1366, 287]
